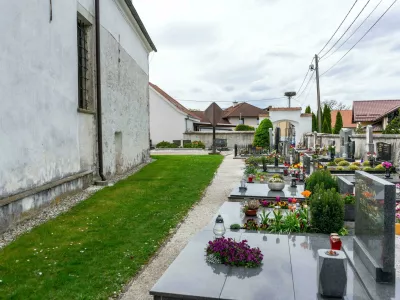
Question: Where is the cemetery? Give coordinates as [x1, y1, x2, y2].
[150, 126, 399, 300]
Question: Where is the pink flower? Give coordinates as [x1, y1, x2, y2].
[276, 196, 280, 202]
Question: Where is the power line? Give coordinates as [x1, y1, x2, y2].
[176, 97, 287, 103]
[317, 0, 359, 55]
[320, 0, 371, 59]
[322, 0, 384, 61]
[296, 70, 315, 99]
[296, 57, 315, 95]
[301, 75, 316, 106]
[320, 0, 398, 77]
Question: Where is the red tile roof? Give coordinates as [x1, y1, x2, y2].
[331, 110, 356, 128]
[222, 102, 265, 118]
[189, 110, 232, 124]
[149, 83, 199, 119]
[352, 100, 400, 122]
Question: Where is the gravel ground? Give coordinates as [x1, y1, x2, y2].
[120, 154, 244, 300]
[0, 161, 151, 249]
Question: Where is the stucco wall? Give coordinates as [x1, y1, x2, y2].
[0, 0, 82, 198]
[101, 27, 150, 176]
[228, 117, 259, 128]
[183, 132, 255, 148]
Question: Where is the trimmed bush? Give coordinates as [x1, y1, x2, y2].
[310, 183, 344, 234]
[253, 119, 273, 148]
[334, 157, 345, 164]
[374, 164, 385, 170]
[305, 170, 338, 194]
[245, 156, 261, 167]
[338, 160, 350, 166]
[336, 166, 344, 170]
[156, 141, 178, 148]
[327, 161, 336, 166]
[362, 161, 371, 167]
[348, 165, 359, 170]
[363, 167, 373, 171]
[351, 162, 361, 166]
[183, 141, 205, 149]
[235, 124, 255, 131]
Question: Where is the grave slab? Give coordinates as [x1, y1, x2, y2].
[229, 184, 305, 201]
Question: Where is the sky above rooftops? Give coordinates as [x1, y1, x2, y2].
[134, 0, 400, 111]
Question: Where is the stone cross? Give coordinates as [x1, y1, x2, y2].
[365, 125, 374, 157]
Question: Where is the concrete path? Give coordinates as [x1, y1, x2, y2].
[121, 154, 244, 300]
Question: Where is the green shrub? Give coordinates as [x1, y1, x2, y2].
[336, 166, 344, 170]
[351, 162, 361, 166]
[363, 167, 373, 171]
[338, 160, 350, 166]
[156, 141, 178, 148]
[305, 170, 338, 194]
[230, 224, 241, 230]
[374, 164, 385, 171]
[334, 157, 345, 164]
[183, 141, 205, 149]
[245, 165, 258, 175]
[362, 161, 371, 167]
[327, 161, 336, 166]
[310, 184, 344, 234]
[253, 119, 273, 148]
[348, 164, 359, 170]
[235, 124, 255, 131]
[245, 156, 261, 166]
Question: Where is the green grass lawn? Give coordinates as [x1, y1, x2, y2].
[0, 155, 223, 299]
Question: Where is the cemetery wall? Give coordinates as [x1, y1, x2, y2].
[183, 131, 254, 148]
[305, 133, 400, 165]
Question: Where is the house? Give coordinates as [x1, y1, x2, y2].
[189, 110, 236, 132]
[352, 100, 400, 132]
[149, 83, 200, 146]
[331, 110, 357, 130]
[0, 0, 156, 231]
[222, 102, 265, 128]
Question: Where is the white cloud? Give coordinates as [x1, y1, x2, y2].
[134, 0, 400, 111]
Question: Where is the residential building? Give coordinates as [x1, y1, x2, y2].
[352, 100, 400, 132]
[149, 83, 200, 146]
[222, 102, 265, 128]
[331, 110, 357, 130]
[0, 0, 156, 231]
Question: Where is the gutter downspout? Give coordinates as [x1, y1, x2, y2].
[95, 0, 106, 181]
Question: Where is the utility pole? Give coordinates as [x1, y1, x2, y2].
[315, 54, 322, 133]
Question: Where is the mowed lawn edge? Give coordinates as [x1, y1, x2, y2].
[0, 155, 223, 300]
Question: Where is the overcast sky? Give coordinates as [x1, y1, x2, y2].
[134, 0, 400, 111]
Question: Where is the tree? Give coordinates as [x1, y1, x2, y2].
[355, 122, 364, 134]
[312, 113, 317, 132]
[321, 99, 350, 110]
[253, 119, 273, 148]
[322, 104, 332, 133]
[305, 106, 311, 114]
[383, 110, 400, 134]
[333, 111, 343, 134]
[284, 91, 296, 107]
[322, 119, 330, 134]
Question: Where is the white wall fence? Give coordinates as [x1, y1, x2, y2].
[183, 131, 255, 148]
[304, 133, 400, 165]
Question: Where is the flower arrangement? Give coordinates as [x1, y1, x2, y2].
[206, 237, 263, 268]
[396, 204, 400, 224]
[301, 190, 312, 198]
[276, 201, 289, 209]
[268, 174, 284, 183]
[243, 219, 259, 230]
[342, 193, 355, 205]
[328, 145, 335, 153]
[382, 161, 392, 169]
[242, 199, 260, 215]
[366, 152, 377, 159]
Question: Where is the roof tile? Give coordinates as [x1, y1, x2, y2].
[331, 110, 357, 128]
[352, 100, 400, 122]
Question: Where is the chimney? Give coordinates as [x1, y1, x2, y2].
[232, 101, 238, 107]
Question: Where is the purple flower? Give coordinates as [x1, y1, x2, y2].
[288, 198, 292, 203]
[276, 196, 280, 202]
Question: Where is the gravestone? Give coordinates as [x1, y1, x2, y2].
[349, 140, 355, 160]
[339, 129, 351, 158]
[376, 142, 392, 162]
[313, 132, 317, 148]
[365, 125, 374, 158]
[303, 154, 311, 174]
[269, 128, 274, 151]
[353, 171, 395, 283]
[275, 127, 281, 167]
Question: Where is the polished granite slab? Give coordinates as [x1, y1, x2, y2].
[229, 184, 305, 201]
[150, 229, 371, 299]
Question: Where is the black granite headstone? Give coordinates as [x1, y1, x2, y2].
[275, 127, 280, 167]
[376, 142, 391, 161]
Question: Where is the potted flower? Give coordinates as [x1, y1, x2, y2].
[268, 174, 285, 191]
[342, 193, 355, 221]
[248, 174, 255, 183]
[366, 152, 376, 167]
[382, 161, 392, 178]
[242, 199, 260, 216]
[396, 203, 400, 235]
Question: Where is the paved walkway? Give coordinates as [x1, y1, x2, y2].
[121, 154, 244, 300]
